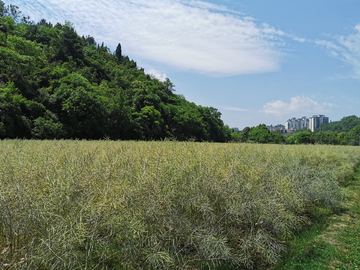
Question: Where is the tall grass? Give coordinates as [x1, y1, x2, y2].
[0, 140, 359, 269]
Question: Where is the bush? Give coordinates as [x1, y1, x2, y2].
[32, 117, 63, 139]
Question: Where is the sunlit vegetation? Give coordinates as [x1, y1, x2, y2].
[0, 2, 231, 142]
[1, 2, 360, 268]
[274, 165, 360, 269]
[0, 140, 359, 269]
[231, 116, 360, 146]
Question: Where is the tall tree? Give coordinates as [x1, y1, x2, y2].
[115, 43, 122, 61]
[0, 0, 5, 17]
[163, 78, 175, 93]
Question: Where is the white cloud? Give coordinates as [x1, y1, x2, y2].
[145, 68, 167, 82]
[261, 23, 285, 36]
[219, 106, 248, 112]
[263, 96, 334, 117]
[290, 36, 308, 43]
[315, 24, 360, 79]
[12, 0, 286, 76]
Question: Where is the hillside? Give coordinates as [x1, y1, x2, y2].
[317, 115, 360, 133]
[0, 2, 231, 141]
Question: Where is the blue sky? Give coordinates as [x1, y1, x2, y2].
[9, 0, 360, 129]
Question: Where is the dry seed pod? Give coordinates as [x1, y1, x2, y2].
[1, 243, 11, 255]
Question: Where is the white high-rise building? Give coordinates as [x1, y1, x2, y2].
[286, 115, 328, 132]
[285, 117, 297, 130]
[309, 115, 329, 132]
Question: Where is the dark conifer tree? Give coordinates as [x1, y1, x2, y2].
[115, 43, 122, 62]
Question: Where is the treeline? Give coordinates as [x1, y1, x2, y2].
[231, 124, 285, 144]
[0, 2, 231, 141]
[286, 115, 360, 145]
[231, 115, 360, 145]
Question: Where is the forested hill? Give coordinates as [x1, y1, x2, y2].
[317, 115, 360, 133]
[0, 2, 231, 141]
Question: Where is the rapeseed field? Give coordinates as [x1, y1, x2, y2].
[0, 140, 359, 269]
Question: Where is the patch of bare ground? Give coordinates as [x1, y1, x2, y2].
[328, 259, 345, 269]
[319, 202, 356, 252]
[322, 172, 360, 270]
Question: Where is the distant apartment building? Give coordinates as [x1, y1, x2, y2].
[285, 115, 329, 132]
[309, 115, 329, 132]
[285, 116, 309, 130]
[267, 124, 286, 133]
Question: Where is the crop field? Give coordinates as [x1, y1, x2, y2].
[0, 140, 360, 269]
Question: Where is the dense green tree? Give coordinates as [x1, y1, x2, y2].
[242, 127, 250, 140]
[230, 131, 242, 142]
[32, 116, 63, 139]
[314, 131, 339, 145]
[286, 136, 295, 145]
[269, 131, 285, 144]
[344, 126, 360, 146]
[163, 78, 175, 93]
[50, 73, 106, 138]
[353, 125, 360, 135]
[248, 124, 271, 143]
[0, 82, 31, 138]
[286, 130, 315, 145]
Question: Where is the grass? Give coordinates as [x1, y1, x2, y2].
[0, 140, 359, 269]
[273, 165, 360, 270]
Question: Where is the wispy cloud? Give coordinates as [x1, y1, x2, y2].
[315, 24, 360, 79]
[263, 96, 335, 118]
[219, 106, 248, 112]
[12, 0, 287, 76]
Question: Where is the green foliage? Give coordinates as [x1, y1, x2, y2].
[345, 131, 360, 146]
[242, 116, 360, 146]
[231, 131, 243, 142]
[32, 116, 62, 139]
[0, 82, 31, 138]
[0, 122, 5, 137]
[0, 15, 15, 34]
[230, 125, 285, 144]
[353, 124, 360, 134]
[286, 136, 295, 145]
[284, 125, 360, 146]
[294, 130, 314, 144]
[317, 115, 360, 133]
[0, 6, 230, 141]
[269, 131, 286, 144]
[248, 124, 271, 143]
[314, 131, 339, 145]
